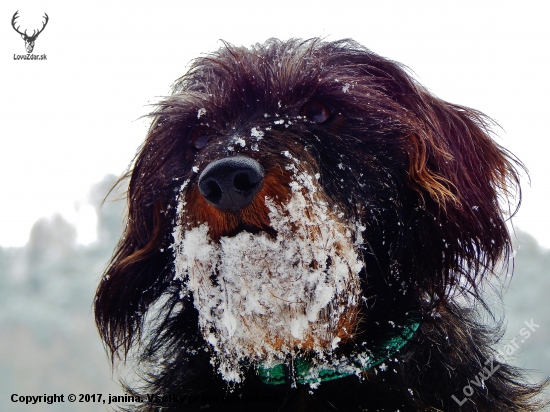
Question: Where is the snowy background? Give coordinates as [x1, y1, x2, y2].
[1, 0, 549, 410]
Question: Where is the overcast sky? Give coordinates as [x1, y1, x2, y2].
[1, 0, 549, 248]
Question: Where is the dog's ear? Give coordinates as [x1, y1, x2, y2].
[94, 117, 185, 360]
[402, 91, 523, 300]
[343, 50, 524, 301]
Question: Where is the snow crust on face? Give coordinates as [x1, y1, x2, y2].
[172, 171, 364, 383]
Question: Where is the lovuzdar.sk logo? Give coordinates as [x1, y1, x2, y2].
[11, 11, 48, 60]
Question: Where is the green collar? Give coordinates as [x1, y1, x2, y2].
[257, 319, 420, 386]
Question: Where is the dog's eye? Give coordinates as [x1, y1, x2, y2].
[190, 126, 211, 149]
[301, 102, 331, 124]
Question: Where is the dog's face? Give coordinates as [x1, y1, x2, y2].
[167, 40, 423, 381]
[95, 39, 520, 387]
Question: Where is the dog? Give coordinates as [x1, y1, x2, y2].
[95, 38, 547, 411]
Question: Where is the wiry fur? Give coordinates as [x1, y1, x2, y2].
[95, 38, 547, 411]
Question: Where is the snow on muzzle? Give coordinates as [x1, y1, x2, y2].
[172, 171, 364, 383]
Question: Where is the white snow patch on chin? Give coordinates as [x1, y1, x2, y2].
[172, 172, 364, 383]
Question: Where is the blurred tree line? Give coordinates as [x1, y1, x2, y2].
[0, 175, 124, 412]
[0, 175, 548, 411]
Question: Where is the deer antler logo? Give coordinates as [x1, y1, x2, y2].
[11, 11, 49, 54]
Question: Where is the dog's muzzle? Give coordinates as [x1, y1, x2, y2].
[198, 156, 265, 211]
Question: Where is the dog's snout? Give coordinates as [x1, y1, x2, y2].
[198, 156, 264, 211]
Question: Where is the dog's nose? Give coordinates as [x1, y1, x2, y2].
[198, 156, 265, 211]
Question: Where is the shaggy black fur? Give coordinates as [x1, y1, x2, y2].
[95, 38, 548, 411]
